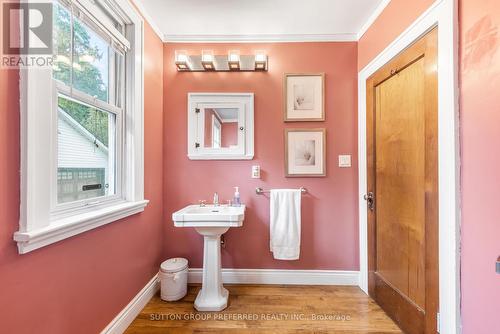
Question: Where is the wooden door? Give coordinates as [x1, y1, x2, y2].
[366, 28, 438, 334]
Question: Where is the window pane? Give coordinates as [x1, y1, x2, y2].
[52, 3, 71, 85]
[73, 16, 109, 103]
[57, 95, 116, 204]
[52, 2, 124, 108]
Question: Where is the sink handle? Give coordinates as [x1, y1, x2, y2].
[199, 200, 207, 207]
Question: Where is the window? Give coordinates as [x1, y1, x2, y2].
[15, 0, 147, 254]
[52, 1, 124, 209]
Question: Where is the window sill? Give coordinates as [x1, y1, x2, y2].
[14, 200, 149, 254]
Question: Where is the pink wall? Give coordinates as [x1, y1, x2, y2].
[459, 0, 500, 332]
[221, 122, 238, 147]
[163, 42, 359, 270]
[358, 0, 435, 70]
[0, 8, 165, 334]
[359, 0, 500, 333]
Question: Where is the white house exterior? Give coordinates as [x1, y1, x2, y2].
[57, 109, 110, 203]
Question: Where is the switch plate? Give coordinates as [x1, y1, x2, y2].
[338, 155, 351, 168]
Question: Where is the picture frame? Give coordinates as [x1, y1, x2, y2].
[283, 73, 325, 122]
[285, 128, 326, 177]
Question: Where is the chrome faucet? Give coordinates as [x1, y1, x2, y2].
[213, 192, 219, 206]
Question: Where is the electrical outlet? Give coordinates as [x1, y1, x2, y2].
[252, 165, 261, 179]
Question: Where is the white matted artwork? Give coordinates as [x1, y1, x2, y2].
[284, 73, 325, 121]
[285, 129, 326, 177]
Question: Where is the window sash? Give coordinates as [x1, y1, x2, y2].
[50, 1, 126, 214]
[55, 80, 123, 116]
[52, 0, 127, 214]
[58, 0, 130, 54]
[54, 1, 127, 108]
[52, 88, 124, 217]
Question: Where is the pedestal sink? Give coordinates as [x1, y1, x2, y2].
[172, 204, 245, 311]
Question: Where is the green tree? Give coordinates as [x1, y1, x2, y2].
[53, 3, 110, 145]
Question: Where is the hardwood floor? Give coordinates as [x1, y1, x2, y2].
[125, 284, 402, 334]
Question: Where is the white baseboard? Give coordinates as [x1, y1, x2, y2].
[101, 275, 160, 334]
[188, 268, 360, 286]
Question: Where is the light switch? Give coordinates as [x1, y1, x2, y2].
[338, 155, 351, 168]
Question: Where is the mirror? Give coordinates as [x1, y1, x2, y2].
[188, 93, 254, 160]
[204, 108, 239, 149]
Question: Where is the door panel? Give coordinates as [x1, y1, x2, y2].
[375, 57, 426, 309]
[366, 28, 438, 334]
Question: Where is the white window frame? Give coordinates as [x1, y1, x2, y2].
[211, 115, 221, 148]
[15, 0, 148, 254]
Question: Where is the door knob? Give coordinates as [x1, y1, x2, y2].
[364, 192, 375, 211]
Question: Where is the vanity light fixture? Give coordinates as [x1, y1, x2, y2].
[174, 50, 268, 72]
[228, 50, 240, 71]
[255, 51, 267, 71]
[175, 50, 190, 71]
[201, 50, 215, 71]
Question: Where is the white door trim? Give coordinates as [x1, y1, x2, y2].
[357, 0, 460, 333]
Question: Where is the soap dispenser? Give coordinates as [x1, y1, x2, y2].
[233, 187, 241, 207]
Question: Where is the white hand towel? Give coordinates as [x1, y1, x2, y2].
[270, 189, 301, 260]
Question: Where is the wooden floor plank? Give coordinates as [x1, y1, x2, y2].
[125, 284, 402, 334]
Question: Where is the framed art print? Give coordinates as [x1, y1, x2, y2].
[285, 128, 326, 177]
[284, 73, 325, 121]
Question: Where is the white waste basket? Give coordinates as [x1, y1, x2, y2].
[159, 258, 188, 301]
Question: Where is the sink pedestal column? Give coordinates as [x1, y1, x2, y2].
[194, 227, 229, 311]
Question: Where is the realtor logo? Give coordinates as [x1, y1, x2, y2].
[1, 2, 53, 67]
[3, 2, 52, 55]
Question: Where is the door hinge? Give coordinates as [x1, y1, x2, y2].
[195, 108, 200, 113]
[195, 142, 200, 148]
[437, 312, 440, 333]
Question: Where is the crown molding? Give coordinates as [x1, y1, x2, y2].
[134, 0, 389, 44]
[131, 0, 165, 42]
[163, 33, 358, 43]
[357, 0, 391, 39]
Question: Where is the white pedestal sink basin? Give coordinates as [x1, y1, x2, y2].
[172, 204, 245, 311]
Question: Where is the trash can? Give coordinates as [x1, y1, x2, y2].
[159, 258, 188, 301]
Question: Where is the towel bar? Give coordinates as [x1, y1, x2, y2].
[255, 187, 307, 195]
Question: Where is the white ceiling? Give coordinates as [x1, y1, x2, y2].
[214, 108, 238, 121]
[134, 0, 388, 42]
